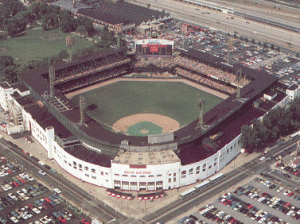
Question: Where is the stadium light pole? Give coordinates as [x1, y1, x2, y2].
[196, 98, 204, 129]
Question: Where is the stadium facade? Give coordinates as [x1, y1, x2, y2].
[0, 47, 295, 192]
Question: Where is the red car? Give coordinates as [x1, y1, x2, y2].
[287, 192, 294, 197]
[58, 217, 66, 223]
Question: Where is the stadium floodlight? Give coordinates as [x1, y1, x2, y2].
[79, 96, 87, 126]
[49, 66, 55, 98]
[196, 98, 204, 129]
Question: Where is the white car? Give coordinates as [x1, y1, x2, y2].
[259, 156, 266, 161]
[38, 161, 45, 166]
[38, 170, 46, 176]
[32, 208, 41, 214]
[53, 188, 61, 194]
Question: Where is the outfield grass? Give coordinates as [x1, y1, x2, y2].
[0, 29, 94, 65]
[71, 81, 224, 128]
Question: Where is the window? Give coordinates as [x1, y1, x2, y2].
[73, 162, 77, 166]
[79, 164, 82, 168]
[101, 171, 104, 176]
[131, 175, 136, 177]
[203, 164, 206, 168]
[122, 174, 128, 177]
[91, 169, 96, 173]
[169, 173, 172, 176]
[92, 176, 96, 179]
[130, 182, 137, 186]
[181, 170, 186, 175]
[196, 166, 200, 174]
[84, 166, 88, 171]
[173, 177, 176, 182]
[208, 165, 212, 169]
[157, 174, 162, 177]
[149, 175, 154, 178]
[68, 163, 71, 167]
[168, 178, 171, 183]
[140, 175, 145, 178]
[173, 173, 176, 176]
[189, 168, 193, 175]
[203, 169, 206, 172]
[114, 180, 120, 184]
[214, 163, 217, 166]
[114, 174, 120, 176]
[85, 174, 89, 177]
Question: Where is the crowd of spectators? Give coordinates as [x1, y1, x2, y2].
[173, 56, 250, 87]
[174, 67, 236, 94]
[59, 67, 127, 93]
[54, 55, 130, 84]
[134, 56, 174, 68]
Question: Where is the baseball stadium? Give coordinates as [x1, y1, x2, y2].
[11, 41, 285, 192]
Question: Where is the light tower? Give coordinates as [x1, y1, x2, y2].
[49, 66, 55, 98]
[227, 38, 234, 64]
[117, 34, 121, 48]
[196, 98, 204, 129]
[79, 96, 87, 126]
[66, 35, 75, 61]
[235, 68, 242, 101]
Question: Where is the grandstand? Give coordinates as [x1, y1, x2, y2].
[13, 44, 283, 191]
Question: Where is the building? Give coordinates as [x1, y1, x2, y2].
[0, 47, 292, 191]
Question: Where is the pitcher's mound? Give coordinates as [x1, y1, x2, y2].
[112, 113, 180, 135]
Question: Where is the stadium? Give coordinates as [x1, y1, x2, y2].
[2, 37, 288, 192]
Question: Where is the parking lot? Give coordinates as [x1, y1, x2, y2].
[178, 173, 300, 224]
[0, 154, 92, 224]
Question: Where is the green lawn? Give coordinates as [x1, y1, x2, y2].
[71, 81, 223, 129]
[0, 29, 94, 65]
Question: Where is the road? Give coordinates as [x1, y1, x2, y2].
[134, 138, 299, 224]
[0, 139, 129, 224]
[127, 0, 300, 52]
[1, 136, 299, 224]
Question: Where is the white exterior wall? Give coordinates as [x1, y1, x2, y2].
[0, 84, 13, 111]
[179, 134, 241, 187]
[111, 162, 180, 191]
[29, 116, 49, 151]
[52, 142, 112, 188]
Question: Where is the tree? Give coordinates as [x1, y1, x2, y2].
[0, 56, 18, 84]
[241, 125, 257, 153]
[7, 19, 26, 36]
[77, 25, 87, 36]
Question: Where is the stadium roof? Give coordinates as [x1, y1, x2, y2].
[77, 1, 170, 26]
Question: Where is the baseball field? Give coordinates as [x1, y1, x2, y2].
[70, 79, 224, 134]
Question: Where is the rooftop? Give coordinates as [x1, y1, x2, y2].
[77, 1, 170, 26]
[113, 149, 180, 165]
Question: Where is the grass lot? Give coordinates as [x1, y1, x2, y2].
[0, 29, 94, 65]
[71, 81, 223, 128]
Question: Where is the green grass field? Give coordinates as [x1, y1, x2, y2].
[71, 81, 223, 129]
[0, 29, 94, 65]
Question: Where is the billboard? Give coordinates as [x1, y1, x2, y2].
[135, 39, 173, 55]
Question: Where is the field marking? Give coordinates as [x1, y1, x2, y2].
[112, 113, 180, 134]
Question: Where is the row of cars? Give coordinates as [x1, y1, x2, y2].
[1, 172, 34, 193]
[0, 155, 92, 224]
[198, 204, 243, 224]
[276, 162, 300, 180]
[1, 181, 48, 213]
[0, 162, 20, 178]
[219, 191, 287, 224]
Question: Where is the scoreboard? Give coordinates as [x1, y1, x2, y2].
[135, 39, 173, 55]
